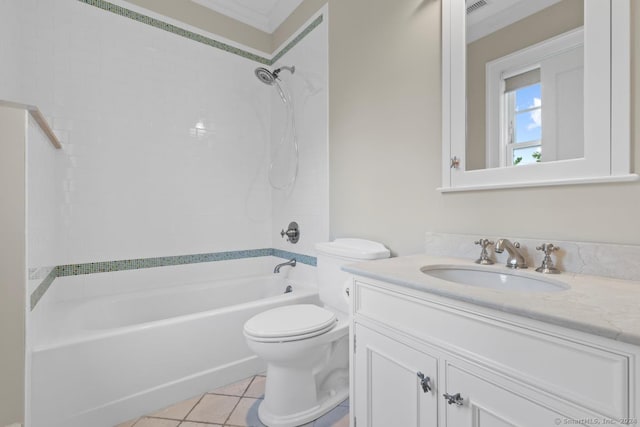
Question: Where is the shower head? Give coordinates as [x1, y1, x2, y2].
[255, 67, 276, 85]
[254, 65, 296, 85]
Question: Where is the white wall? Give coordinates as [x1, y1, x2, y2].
[1, 0, 275, 264]
[270, 10, 329, 256]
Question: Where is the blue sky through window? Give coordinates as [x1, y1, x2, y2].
[515, 84, 541, 111]
[514, 83, 541, 143]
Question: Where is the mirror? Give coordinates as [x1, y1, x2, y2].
[466, 0, 584, 171]
[441, 0, 634, 191]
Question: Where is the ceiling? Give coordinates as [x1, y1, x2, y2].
[191, 0, 305, 33]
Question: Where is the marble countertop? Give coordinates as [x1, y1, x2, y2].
[344, 255, 640, 346]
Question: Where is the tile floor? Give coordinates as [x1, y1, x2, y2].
[116, 375, 349, 427]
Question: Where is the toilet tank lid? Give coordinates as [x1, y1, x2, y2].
[315, 238, 390, 260]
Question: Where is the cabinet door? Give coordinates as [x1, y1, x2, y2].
[444, 363, 597, 427]
[354, 324, 438, 427]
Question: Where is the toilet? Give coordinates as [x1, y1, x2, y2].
[243, 238, 390, 427]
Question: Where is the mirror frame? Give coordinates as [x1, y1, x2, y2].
[441, 0, 636, 192]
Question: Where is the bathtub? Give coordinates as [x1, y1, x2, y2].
[30, 259, 319, 427]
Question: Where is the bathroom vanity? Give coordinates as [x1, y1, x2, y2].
[346, 256, 640, 427]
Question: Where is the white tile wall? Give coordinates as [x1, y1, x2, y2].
[2, 0, 277, 264]
[270, 10, 329, 256]
[27, 115, 62, 268]
[2, 0, 329, 267]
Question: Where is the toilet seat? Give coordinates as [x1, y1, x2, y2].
[244, 304, 337, 343]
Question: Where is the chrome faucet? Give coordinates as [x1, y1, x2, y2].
[274, 258, 296, 273]
[494, 239, 527, 269]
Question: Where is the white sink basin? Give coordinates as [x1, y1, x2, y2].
[420, 265, 569, 292]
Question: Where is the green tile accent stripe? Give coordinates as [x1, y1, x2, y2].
[77, 0, 323, 66]
[271, 15, 323, 64]
[30, 268, 57, 310]
[56, 248, 274, 276]
[30, 248, 317, 310]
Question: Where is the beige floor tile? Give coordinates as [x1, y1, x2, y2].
[243, 376, 266, 398]
[179, 422, 222, 427]
[149, 396, 202, 420]
[114, 419, 138, 427]
[185, 394, 240, 424]
[133, 417, 181, 427]
[226, 397, 264, 426]
[210, 376, 253, 396]
[328, 413, 350, 427]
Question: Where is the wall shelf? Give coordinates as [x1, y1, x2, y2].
[0, 100, 62, 149]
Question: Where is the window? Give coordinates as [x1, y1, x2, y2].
[485, 31, 585, 170]
[504, 72, 542, 166]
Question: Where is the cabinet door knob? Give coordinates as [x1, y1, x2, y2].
[443, 392, 464, 406]
[416, 371, 432, 393]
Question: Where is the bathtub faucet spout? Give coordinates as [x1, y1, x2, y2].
[274, 258, 297, 273]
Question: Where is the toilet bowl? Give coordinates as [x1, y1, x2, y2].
[244, 305, 349, 427]
[243, 239, 390, 427]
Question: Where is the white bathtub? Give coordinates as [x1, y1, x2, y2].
[30, 259, 319, 427]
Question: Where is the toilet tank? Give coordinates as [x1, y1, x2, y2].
[315, 238, 390, 314]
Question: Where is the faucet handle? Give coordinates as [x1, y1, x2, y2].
[535, 243, 560, 274]
[474, 239, 494, 265]
[474, 238, 494, 248]
[280, 221, 300, 244]
[536, 243, 559, 255]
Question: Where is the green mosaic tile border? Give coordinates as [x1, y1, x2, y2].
[56, 248, 274, 276]
[271, 15, 323, 65]
[30, 248, 317, 310]
[30, 268, 57, 310]
[78, 0, 323, 66]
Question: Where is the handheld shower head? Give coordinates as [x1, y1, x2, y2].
[255, 67, 276, 85]
[254, 65, 295, 85]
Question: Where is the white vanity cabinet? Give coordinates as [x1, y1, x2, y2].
[353, 324, 439, 427]
[350, 277, 639, 427]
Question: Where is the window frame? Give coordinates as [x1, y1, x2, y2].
[486, 29, 581, 170]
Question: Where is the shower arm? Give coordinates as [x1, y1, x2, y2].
[273, 66, 295, 78]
